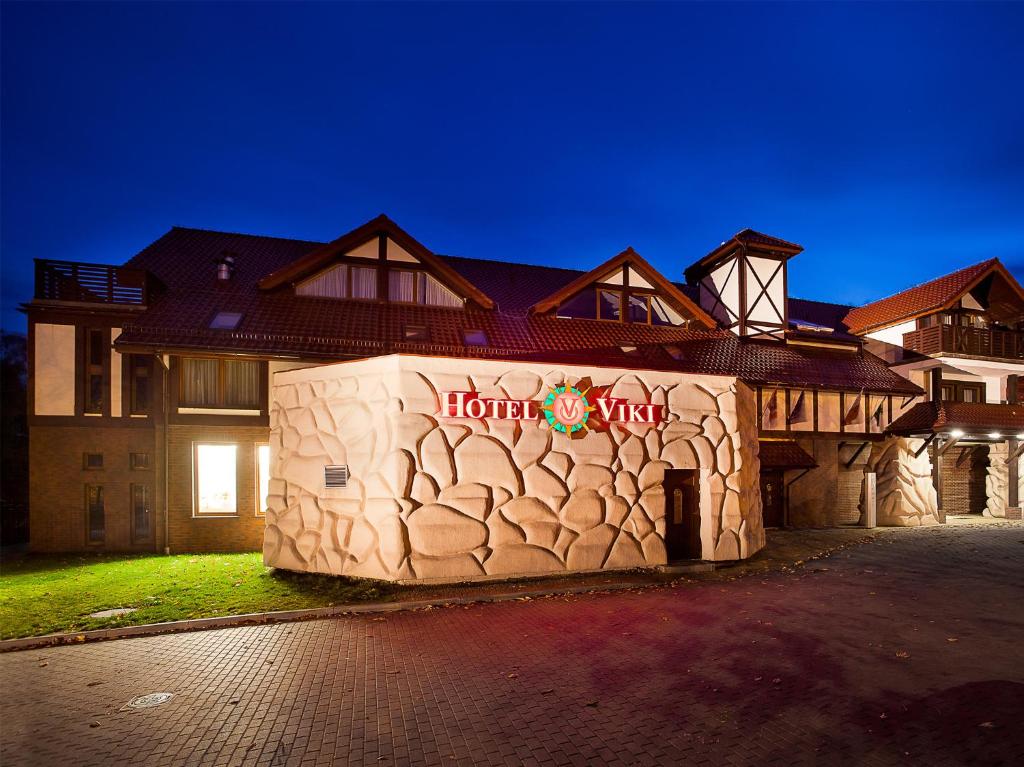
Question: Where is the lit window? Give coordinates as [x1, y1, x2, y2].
[463, 329, 488, 346]
[180, 358, 262, 409]
[194, 444, 237, 515]
[297, 264, 348, 298]
[350, 266, 378, 299]
[209, 312, 243, 330]
[404, 325, 429, 341]
[256, 444, 270, 515]
[388, 270, 462, 307]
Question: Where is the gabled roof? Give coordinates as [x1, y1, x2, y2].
[257, 214, 496, 310]
[528, 246, 717, 329]
[843, 258, 1024, 335]
[887, 400, 1024, 437]
[685, 228, 804, 282]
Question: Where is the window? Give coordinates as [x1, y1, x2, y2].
[651, 296, 685, 326]
[598, 290, 621, 321]
[404, 325, 429, 341]
[180, 358, 262, 409]
[463, 329, 488, 346]
[209, 311, 243, 330]
[626, 294, 650, 323]
[388, 269, 462, 307]
[83, 453, 103, 470]
[131, 484, 151, 542]
[350, 265, 378, 299]
[194, 444, 237, 515]
[130, 452, 150, 470]
[86, 485, 104, 543]
[84, 329, 105, 414]
[130, 355, 152, 414]
[256, 444, 270, 515]
[297, 264, 348, 298]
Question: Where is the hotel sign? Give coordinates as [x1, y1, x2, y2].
[439, 376, 663, 439]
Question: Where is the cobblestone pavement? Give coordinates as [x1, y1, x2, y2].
[2, 524, 1022, 766]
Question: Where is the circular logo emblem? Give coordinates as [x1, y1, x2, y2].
[542, 384, 592, 434]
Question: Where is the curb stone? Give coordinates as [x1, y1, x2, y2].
[0, 572, 717, 653]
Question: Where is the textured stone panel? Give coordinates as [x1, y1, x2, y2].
[863, 437, 940, 526]
[267, 356, 765, 581]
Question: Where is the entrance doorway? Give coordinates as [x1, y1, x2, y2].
[663, 469, 701, 560]
[760, 470, 785, 528]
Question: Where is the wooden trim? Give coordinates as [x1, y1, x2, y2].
[530, 247, 717, 328]
[258, 214, 495, 310]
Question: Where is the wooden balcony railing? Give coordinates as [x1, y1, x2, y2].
[34, 259, 156, 306]
[902, 324, 1024, 360]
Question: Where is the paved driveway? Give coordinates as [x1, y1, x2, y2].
[3, 524, 1023, 766]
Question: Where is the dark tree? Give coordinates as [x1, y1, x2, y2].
[1, 331, 29, 546]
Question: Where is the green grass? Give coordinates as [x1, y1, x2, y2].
[0, 552, 398, 640]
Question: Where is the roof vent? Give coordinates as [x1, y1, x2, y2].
[215, 252, 237, 281]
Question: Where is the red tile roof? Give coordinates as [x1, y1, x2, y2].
[758, 440, 817, 469]
[843, 258, 1002, 335]
[101, 224, 919, 394]
[685, 228, 803, 281]
[886, 401, 1024, 436]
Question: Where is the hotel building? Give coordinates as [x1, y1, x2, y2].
[23, 216, 1024, 581]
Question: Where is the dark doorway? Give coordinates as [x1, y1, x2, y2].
[663, 469, 701, 560]
[760, 470, 785, 528]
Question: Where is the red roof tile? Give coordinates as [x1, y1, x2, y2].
[101, 224, 918, 394]
[843, 259, 1003, 335]
[887, 401, 1024, 436]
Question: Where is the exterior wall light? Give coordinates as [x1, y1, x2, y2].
[988, 431, 1001, 439]
[950, 429, 965, 438]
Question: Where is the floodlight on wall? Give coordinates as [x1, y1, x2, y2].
[989, 432, 1001, 439]
[950, 429, 965, 438]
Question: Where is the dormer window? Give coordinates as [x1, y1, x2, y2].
[388, 269, 462, 307]
[295, 264, 378, 300]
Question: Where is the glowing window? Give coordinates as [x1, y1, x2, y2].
[256, 444, 270, 515]
[194, 444, 237, 515]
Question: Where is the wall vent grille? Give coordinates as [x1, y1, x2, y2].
[324, 465, 349, 488]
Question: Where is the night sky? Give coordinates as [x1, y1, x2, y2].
[2, 1, 1022, 331]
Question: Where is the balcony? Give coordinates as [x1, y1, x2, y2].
[34, 259, 157, 306]
[903, 324, 1024, 361]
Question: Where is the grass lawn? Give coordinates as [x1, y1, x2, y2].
[0, 552, 398, 640]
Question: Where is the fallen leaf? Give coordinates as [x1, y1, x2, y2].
[895, 650, 910, 659]
[946, 637, 959, 643]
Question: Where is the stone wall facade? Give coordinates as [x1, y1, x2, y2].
[785, 438, 870, 528]
[985, 442, 1024, 518]
[862, 437, 941, 526]
[264, 355, 764, 582]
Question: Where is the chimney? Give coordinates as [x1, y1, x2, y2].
[215, 252, 236, 281]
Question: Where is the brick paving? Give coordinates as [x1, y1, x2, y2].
[2, 523, 1023, 766]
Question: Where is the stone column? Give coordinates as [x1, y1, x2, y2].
[861, 437, 941, 526]
[986, 441, 1023, 518]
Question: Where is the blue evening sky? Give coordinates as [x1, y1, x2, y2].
[2, 1, 1022, 331]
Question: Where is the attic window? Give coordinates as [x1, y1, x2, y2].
[210, 312, 243, 330]
[463, 329, 488, 346]
[404, 325, 429, 341]
[663, 344, 685, 360]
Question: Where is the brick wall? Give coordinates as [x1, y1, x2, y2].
[939, 447, 989, 514]
[30, 425, 160, 552]
[166, 424, 271, 553]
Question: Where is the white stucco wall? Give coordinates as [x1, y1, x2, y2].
[34, 323, 76, 416]
[264, 355, 764, 582]
[865, 320, 916, 348]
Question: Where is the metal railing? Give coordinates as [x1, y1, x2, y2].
[34, 259, 155, 305]
[903, 324, 1024, 360]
